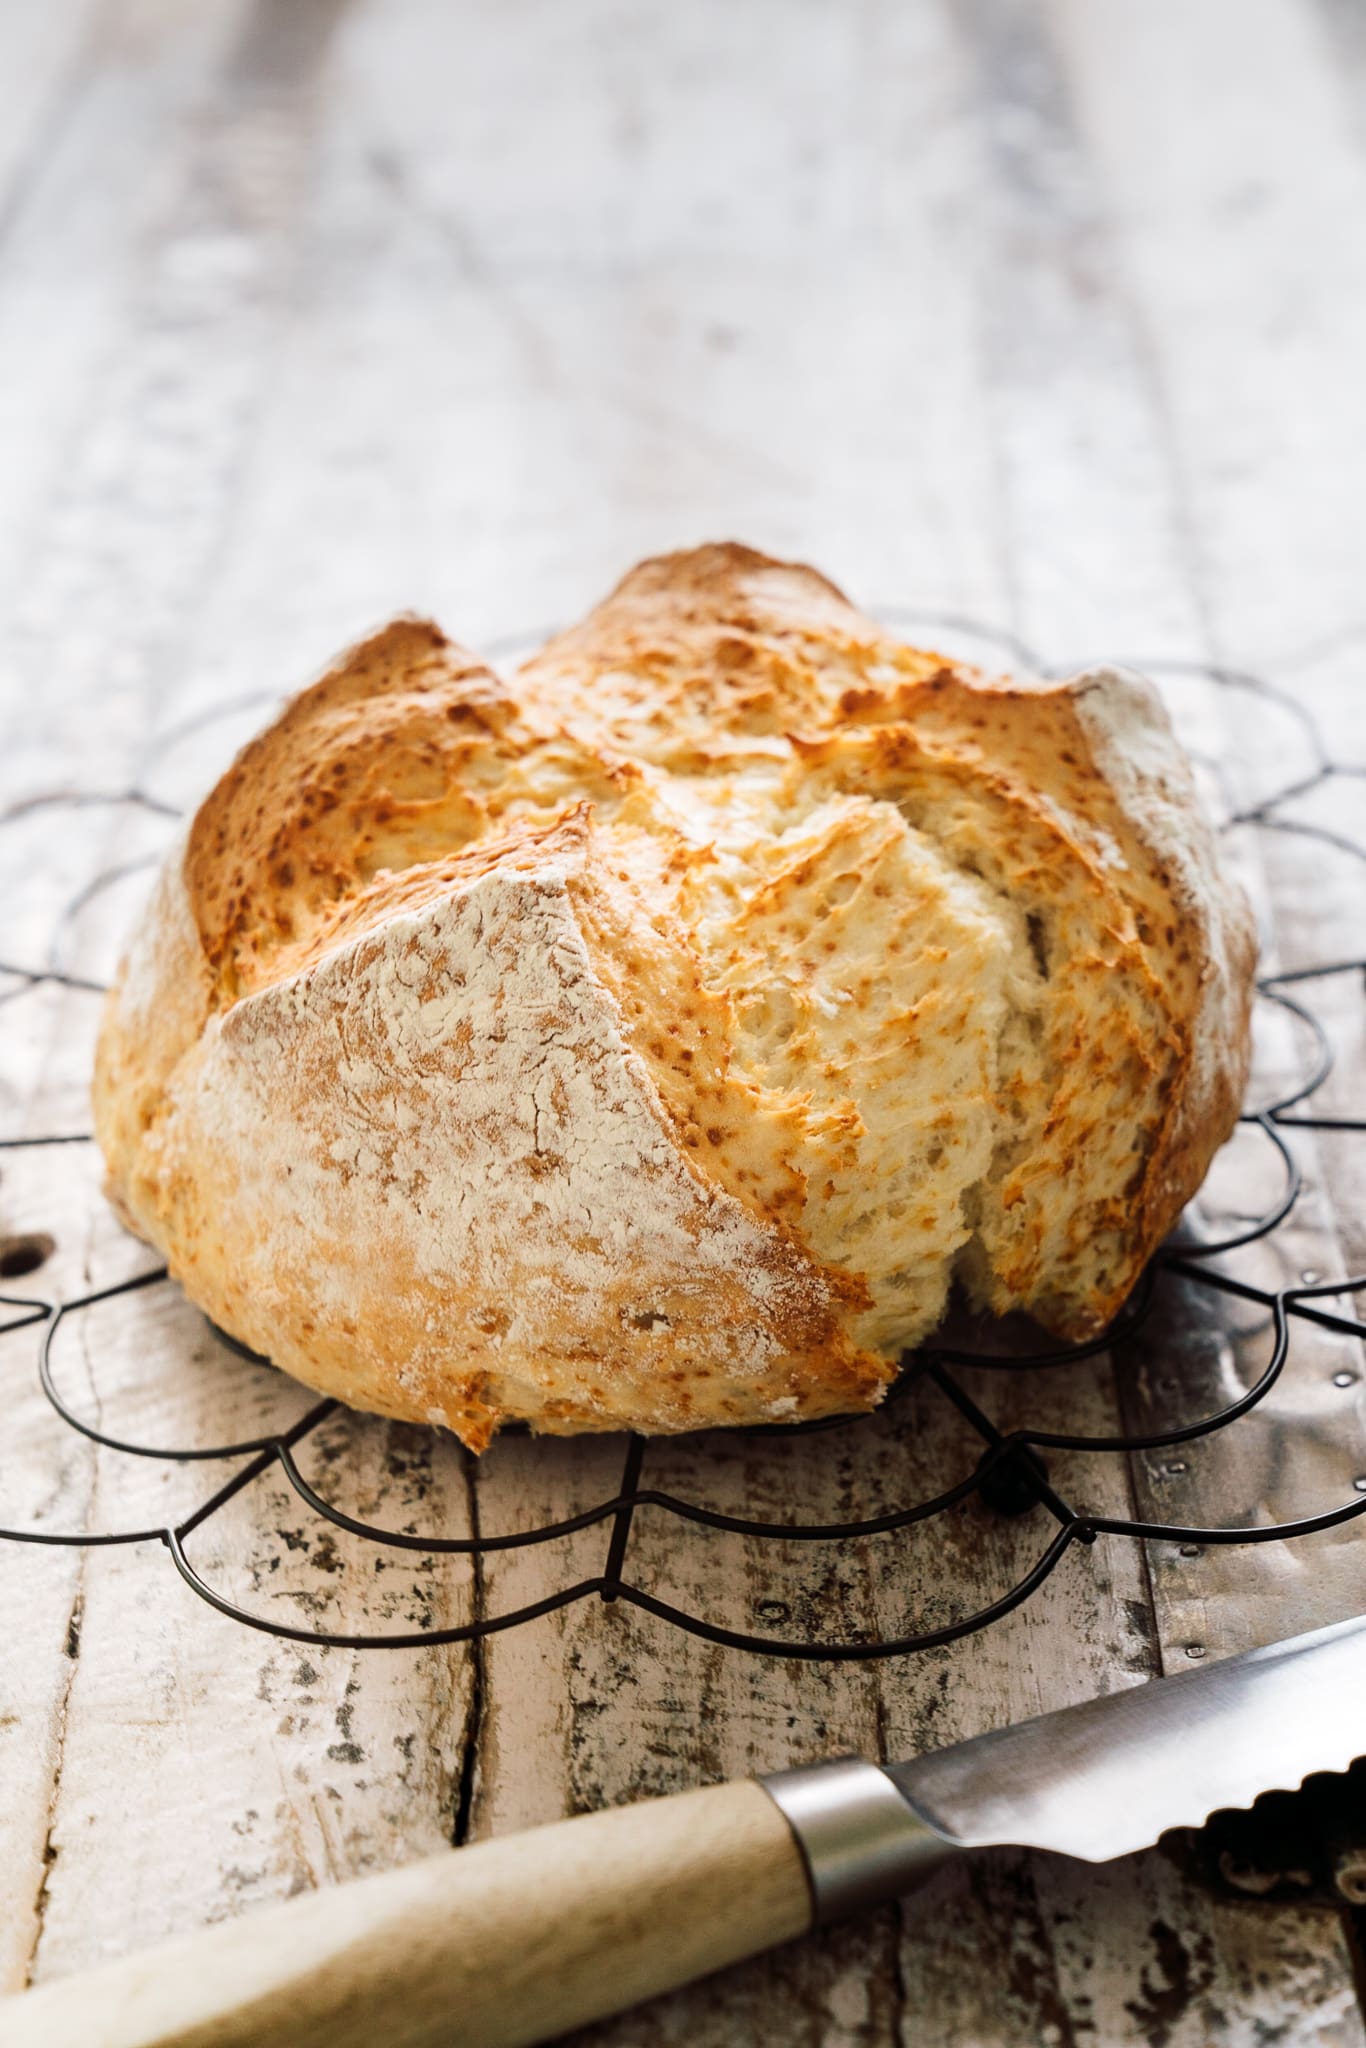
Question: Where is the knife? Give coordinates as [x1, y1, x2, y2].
[5, 1614, 1364, 2048]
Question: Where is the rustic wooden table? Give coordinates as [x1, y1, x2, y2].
[2, 1, 1366, 2041]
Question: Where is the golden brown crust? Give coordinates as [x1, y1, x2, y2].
[518, 543, 963, 762]
[93, 546, 1255, 1446]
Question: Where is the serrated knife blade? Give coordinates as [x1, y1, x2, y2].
[891, 1612, 1366, 1859]
[763, 1613, 1366, 1920]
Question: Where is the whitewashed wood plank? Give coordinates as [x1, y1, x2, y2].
[958, 0, 1207, 663]
[0, 0, 477, 1996]
[0, 0, 249, 716]
[1051, 0, 1366, 668]
[0, 0, 262, 1989]
[900, 1848, 1366, 2048]
[29, 1407, 478, 1979]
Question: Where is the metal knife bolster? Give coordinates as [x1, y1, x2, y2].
[759, 1759, 960, 1924]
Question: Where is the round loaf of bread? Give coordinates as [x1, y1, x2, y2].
[93, 546, 1256, 1449]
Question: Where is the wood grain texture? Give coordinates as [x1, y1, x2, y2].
[0, 0, 1364, 2043]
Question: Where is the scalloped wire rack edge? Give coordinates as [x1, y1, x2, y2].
[1, 614, 1364, 1659]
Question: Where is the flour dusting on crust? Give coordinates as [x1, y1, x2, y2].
[148, 860, 878, 1444]
[1068, 666, 1254, 1136]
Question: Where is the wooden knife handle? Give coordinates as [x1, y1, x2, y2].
[0, 1779, 813, 2048]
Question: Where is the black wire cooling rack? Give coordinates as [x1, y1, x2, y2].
[1, 616, 1364, 1659]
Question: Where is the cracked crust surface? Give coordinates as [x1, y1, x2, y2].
[93, 544, 1256, 1447]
